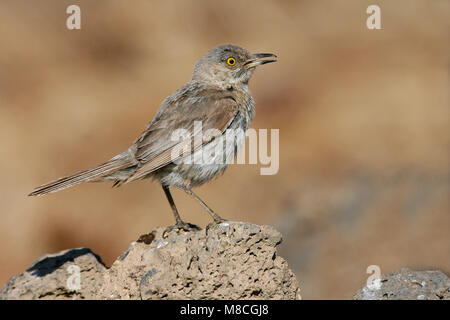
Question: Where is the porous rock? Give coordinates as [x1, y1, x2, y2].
[0, 222, 300, 300]
[353, 268, 450, 300]
[0, 248, 106, 299]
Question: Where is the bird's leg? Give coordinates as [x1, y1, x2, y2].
[163, 185, 183, 224]
[183, 188, 227, 227]
[162, 185, 200, 237]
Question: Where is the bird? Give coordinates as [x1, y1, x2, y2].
[29, 44, 277, 234]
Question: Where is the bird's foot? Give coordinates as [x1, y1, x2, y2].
[206, 217, 228, 234]
[163, 221, 201, 238]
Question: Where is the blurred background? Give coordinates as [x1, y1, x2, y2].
[0, 0, 448, 299]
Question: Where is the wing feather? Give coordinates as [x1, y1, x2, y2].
[125, 89, 238, 182]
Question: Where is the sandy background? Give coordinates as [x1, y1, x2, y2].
[0, 0, 448, 299]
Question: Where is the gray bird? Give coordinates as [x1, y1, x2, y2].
[29, 44, 277, 233]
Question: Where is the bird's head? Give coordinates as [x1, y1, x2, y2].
[191, 44, 277, 89]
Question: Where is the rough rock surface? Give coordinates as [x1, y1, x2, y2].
[353, 268, 450, 300]
[0, 248, 106, 299]
[0, 222, 300, 300]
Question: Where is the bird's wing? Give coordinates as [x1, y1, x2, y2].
[125, 90, 239, 182]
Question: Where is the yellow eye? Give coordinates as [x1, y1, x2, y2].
[226, 57, 236, 66]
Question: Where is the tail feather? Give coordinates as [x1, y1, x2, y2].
[29, 157, 131, 196]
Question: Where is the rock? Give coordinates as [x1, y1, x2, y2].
[0, 248, 106, 299]
[0, 222, 300, 300]
[353, 268, 450, 300]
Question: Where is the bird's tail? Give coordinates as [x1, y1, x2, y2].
[28, 156, 132, 196]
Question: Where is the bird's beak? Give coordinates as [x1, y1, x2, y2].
[244, 53, 277, 69]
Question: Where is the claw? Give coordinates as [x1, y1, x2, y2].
[205, 218, 228, 235]
[163, 221, 201, 238]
